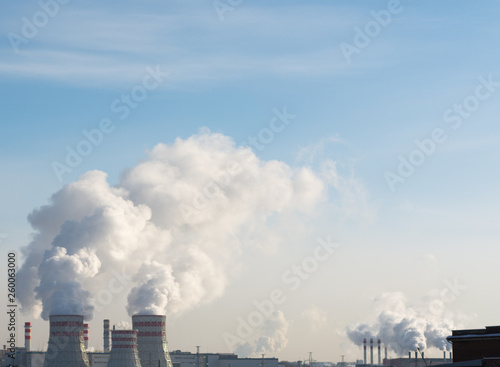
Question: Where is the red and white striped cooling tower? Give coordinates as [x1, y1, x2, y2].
[43, 315, 91, 367]
[107, 330, 142, 367]
[132, 315, 173, 367]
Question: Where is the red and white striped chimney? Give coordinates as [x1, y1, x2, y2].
[377, 339, 381, 365]
[363, 338, 367, 365]
[370, 338, 374, 365]
[84, 323, 89, 350]
[25, 322, 31, 351]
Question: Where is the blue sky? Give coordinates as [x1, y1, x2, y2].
[1, 0, 500, 362]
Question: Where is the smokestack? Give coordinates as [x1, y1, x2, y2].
[43, 315, 91, 367]
[384, 346, 387, 362]
[415, 351, 418, 367]
[443, 351, 446, 362]
[107, 330, 142, 367]
[370, 338, 373, 365]
[450, 352, 452, 362]
[132, 315, 173, 367]
[25, 322, 31, 351]
[409, 352, 411, 360]
[104, 320, 110, 352]
[377, 339, 381, 365]
[363, 338, 367, 365]
[84, 324, 89, 350]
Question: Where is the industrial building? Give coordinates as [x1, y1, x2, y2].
[0, 315, 278, 367]
[382, 354, 451, 367]
[446, 326, 500, 364]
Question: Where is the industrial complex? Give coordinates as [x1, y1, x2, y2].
[1, 314, 279, 367]
[2, 317, 500, 367]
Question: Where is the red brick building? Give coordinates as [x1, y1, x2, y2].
[447, 326, 500, 362]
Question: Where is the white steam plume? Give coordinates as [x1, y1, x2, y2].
[17, 130, 328, 320]
[346, 292, 456, 354]
[235, 311, 289, 357]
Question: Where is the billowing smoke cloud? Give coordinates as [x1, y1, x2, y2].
[17, 130, 327, 320]
[116, 321, 131, 330]
[235, 311, 289, 357]
[35, 247, 100, 320]
[346, 292, 455, 354]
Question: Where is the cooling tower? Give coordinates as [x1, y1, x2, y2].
[132, 315, 173, 367]
[43, 315, 91, 367]
[107, 330, 142, 367]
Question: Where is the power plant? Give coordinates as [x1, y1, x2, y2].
[107, 329, 142, 367]
[132, 315, 173, 367]
[43, 315, 91, 367]
[5, 315, 485, 367]
[0, 313, 285, 367]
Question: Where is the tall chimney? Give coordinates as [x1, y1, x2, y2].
[377, 339, 381, 365]
[107, 330, 142, 367]
[409, 352, 411, 360]
[43, 315, 91, 367]
[450, 352, 452, 361]
[84, 323, 89, 350]
[363, 338, 367, 365]
[132, 315, 173, 367]
[370, 338, 373, 365]
[25, 322, 31, 351]
[415, 351, 418, 367]
[384, 346, 387, 362]
[443, 351, 446, 362]
[104, 320, 110, 352]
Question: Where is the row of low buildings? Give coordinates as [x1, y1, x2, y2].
[0, 349, 280, 367]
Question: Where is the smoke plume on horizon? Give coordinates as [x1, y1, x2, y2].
[17, 130, 328, 321]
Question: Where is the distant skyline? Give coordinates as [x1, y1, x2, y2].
[1, 0, 500, 363]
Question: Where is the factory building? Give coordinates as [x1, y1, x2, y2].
[447, 326, 500, 364]
[170, 351, 279, 367]
[0, 316, 278, 367]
